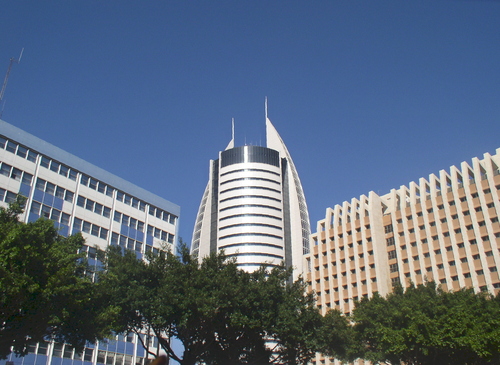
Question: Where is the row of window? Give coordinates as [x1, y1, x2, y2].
[146, 224, 174, 243]
[31, 201, 71, 226]
[111, 232, 146, 253]
[219, 203, 282, 212]
[221, 176, 281, 186]
[77, 195, 112, 218]
[73, 218, 109, 240]
[41, 156, 78, 180]
[219, 213, 282, 221]
[36, 178, 74, 202]
[0, 136, 38, 162]
[114, 211, 145, 231]
[0, 161, 33, 185]
[220, 168, 281, 178]
[80, 174, 115, 197]
[148, 204, 176, 224]
[219, 222, 283, 231]
[0, 188, 17, 204]
[117, 190, 146, 210]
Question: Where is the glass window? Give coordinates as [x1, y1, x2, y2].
[27, 150, 37, 162]
[68, 169, 78, 181]
[139, 201, 146, 211]
[103, 206, 111, 218]
[100, 228, 108, 240]
[124, 194, 131, 205]
[73, 218, 83, 230]
[41, 205, 51, 218]
[21, 172, 33, 185]
[114, 211, 121, 222]
[16, 145, 27, 158]
[40, 156, 50, 168]
[6, 140, 17, 153]
[85, 199, 94, 211]
[122, 215, 129, 226]
[91, 224, 99, 237]
[65, 190, 74, 203]
[30, 201, 41, 214]
[50, 160, 60, 172]
[50, 209, 61, 222]
[77, 195, 85, 207]
[89, 178, 98, 190]
[116, 191, 124, 202]
[80, 174, 89, 186]
[94, 203, 103, 215]
[45, 182, 55, 195]
[161, 231, 167, 241]
[59, 165, 69, 177]
[0, 163, 11, 176]
[83, 221, 91, 233]
[10, 167, 22, 180]
[97, 182, 106, 194]
[105, 186, 114, 197]
[55, 186, 65, 199]
[130, 217, 137, 229]
[137, 221, 144, 232]
[61, 213, 70, 226]
[132, 198, 139, 209]
[0, 136, 6, 148]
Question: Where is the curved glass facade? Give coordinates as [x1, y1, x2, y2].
[221, 146, 280, 167]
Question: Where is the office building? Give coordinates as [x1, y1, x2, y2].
[0, 119, 180, 365]
[191, 116, 311, 278]
[307, 148, 500, 364]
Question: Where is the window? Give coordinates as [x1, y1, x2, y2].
[388, 250, 397, 260]
[463, 210, 470, 216]
[473, 254, 480, 260]
[386, 236, 395, 246]
[461, 257, 468, 263]
[389, 263, 399, 273]
[490, 267, 498, 273]
[464, 272, 471, 278]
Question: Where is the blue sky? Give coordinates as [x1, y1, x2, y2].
[1, 0, 500, 245]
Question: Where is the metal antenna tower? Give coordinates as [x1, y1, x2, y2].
[0, 48, 24, 119]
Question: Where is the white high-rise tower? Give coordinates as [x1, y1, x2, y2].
[191, 115, 311, 278]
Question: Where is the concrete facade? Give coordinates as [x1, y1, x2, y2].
[307, 148, 500, 365]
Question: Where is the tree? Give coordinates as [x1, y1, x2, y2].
[0, 196, 113, 359]
[99, 244, 324, 365]
[352, 281, 500, 365]
[315, 309, 357, 363]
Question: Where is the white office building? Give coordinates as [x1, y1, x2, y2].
[0, 119, 180, 365]
[191, 116, 310, 279]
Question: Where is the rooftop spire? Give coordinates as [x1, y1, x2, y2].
[265, 96, 268, 120]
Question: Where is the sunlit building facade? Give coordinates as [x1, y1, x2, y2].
[307, 148, 500, 365]
[0, 119, 180, 365]
[191, 117, 310, 279]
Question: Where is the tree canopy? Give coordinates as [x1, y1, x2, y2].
[99, 244, 323, 365]
[0, 196, 113, 359]
[351, 281, 500, 365]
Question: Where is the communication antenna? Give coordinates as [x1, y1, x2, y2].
[0, 48, 24, 119]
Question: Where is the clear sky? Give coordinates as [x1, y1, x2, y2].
[1, 0, 500, 245]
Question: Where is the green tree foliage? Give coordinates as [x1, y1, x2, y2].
[352, 281, 500, 365]
[0, 196, 113, 359]
[99, 244, 323, 365]
[315, 309, 357, 363]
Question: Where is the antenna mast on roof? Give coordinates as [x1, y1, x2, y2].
[0, 48, 24, 119]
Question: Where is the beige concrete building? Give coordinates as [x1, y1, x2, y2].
[306, 148, 500, 364]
